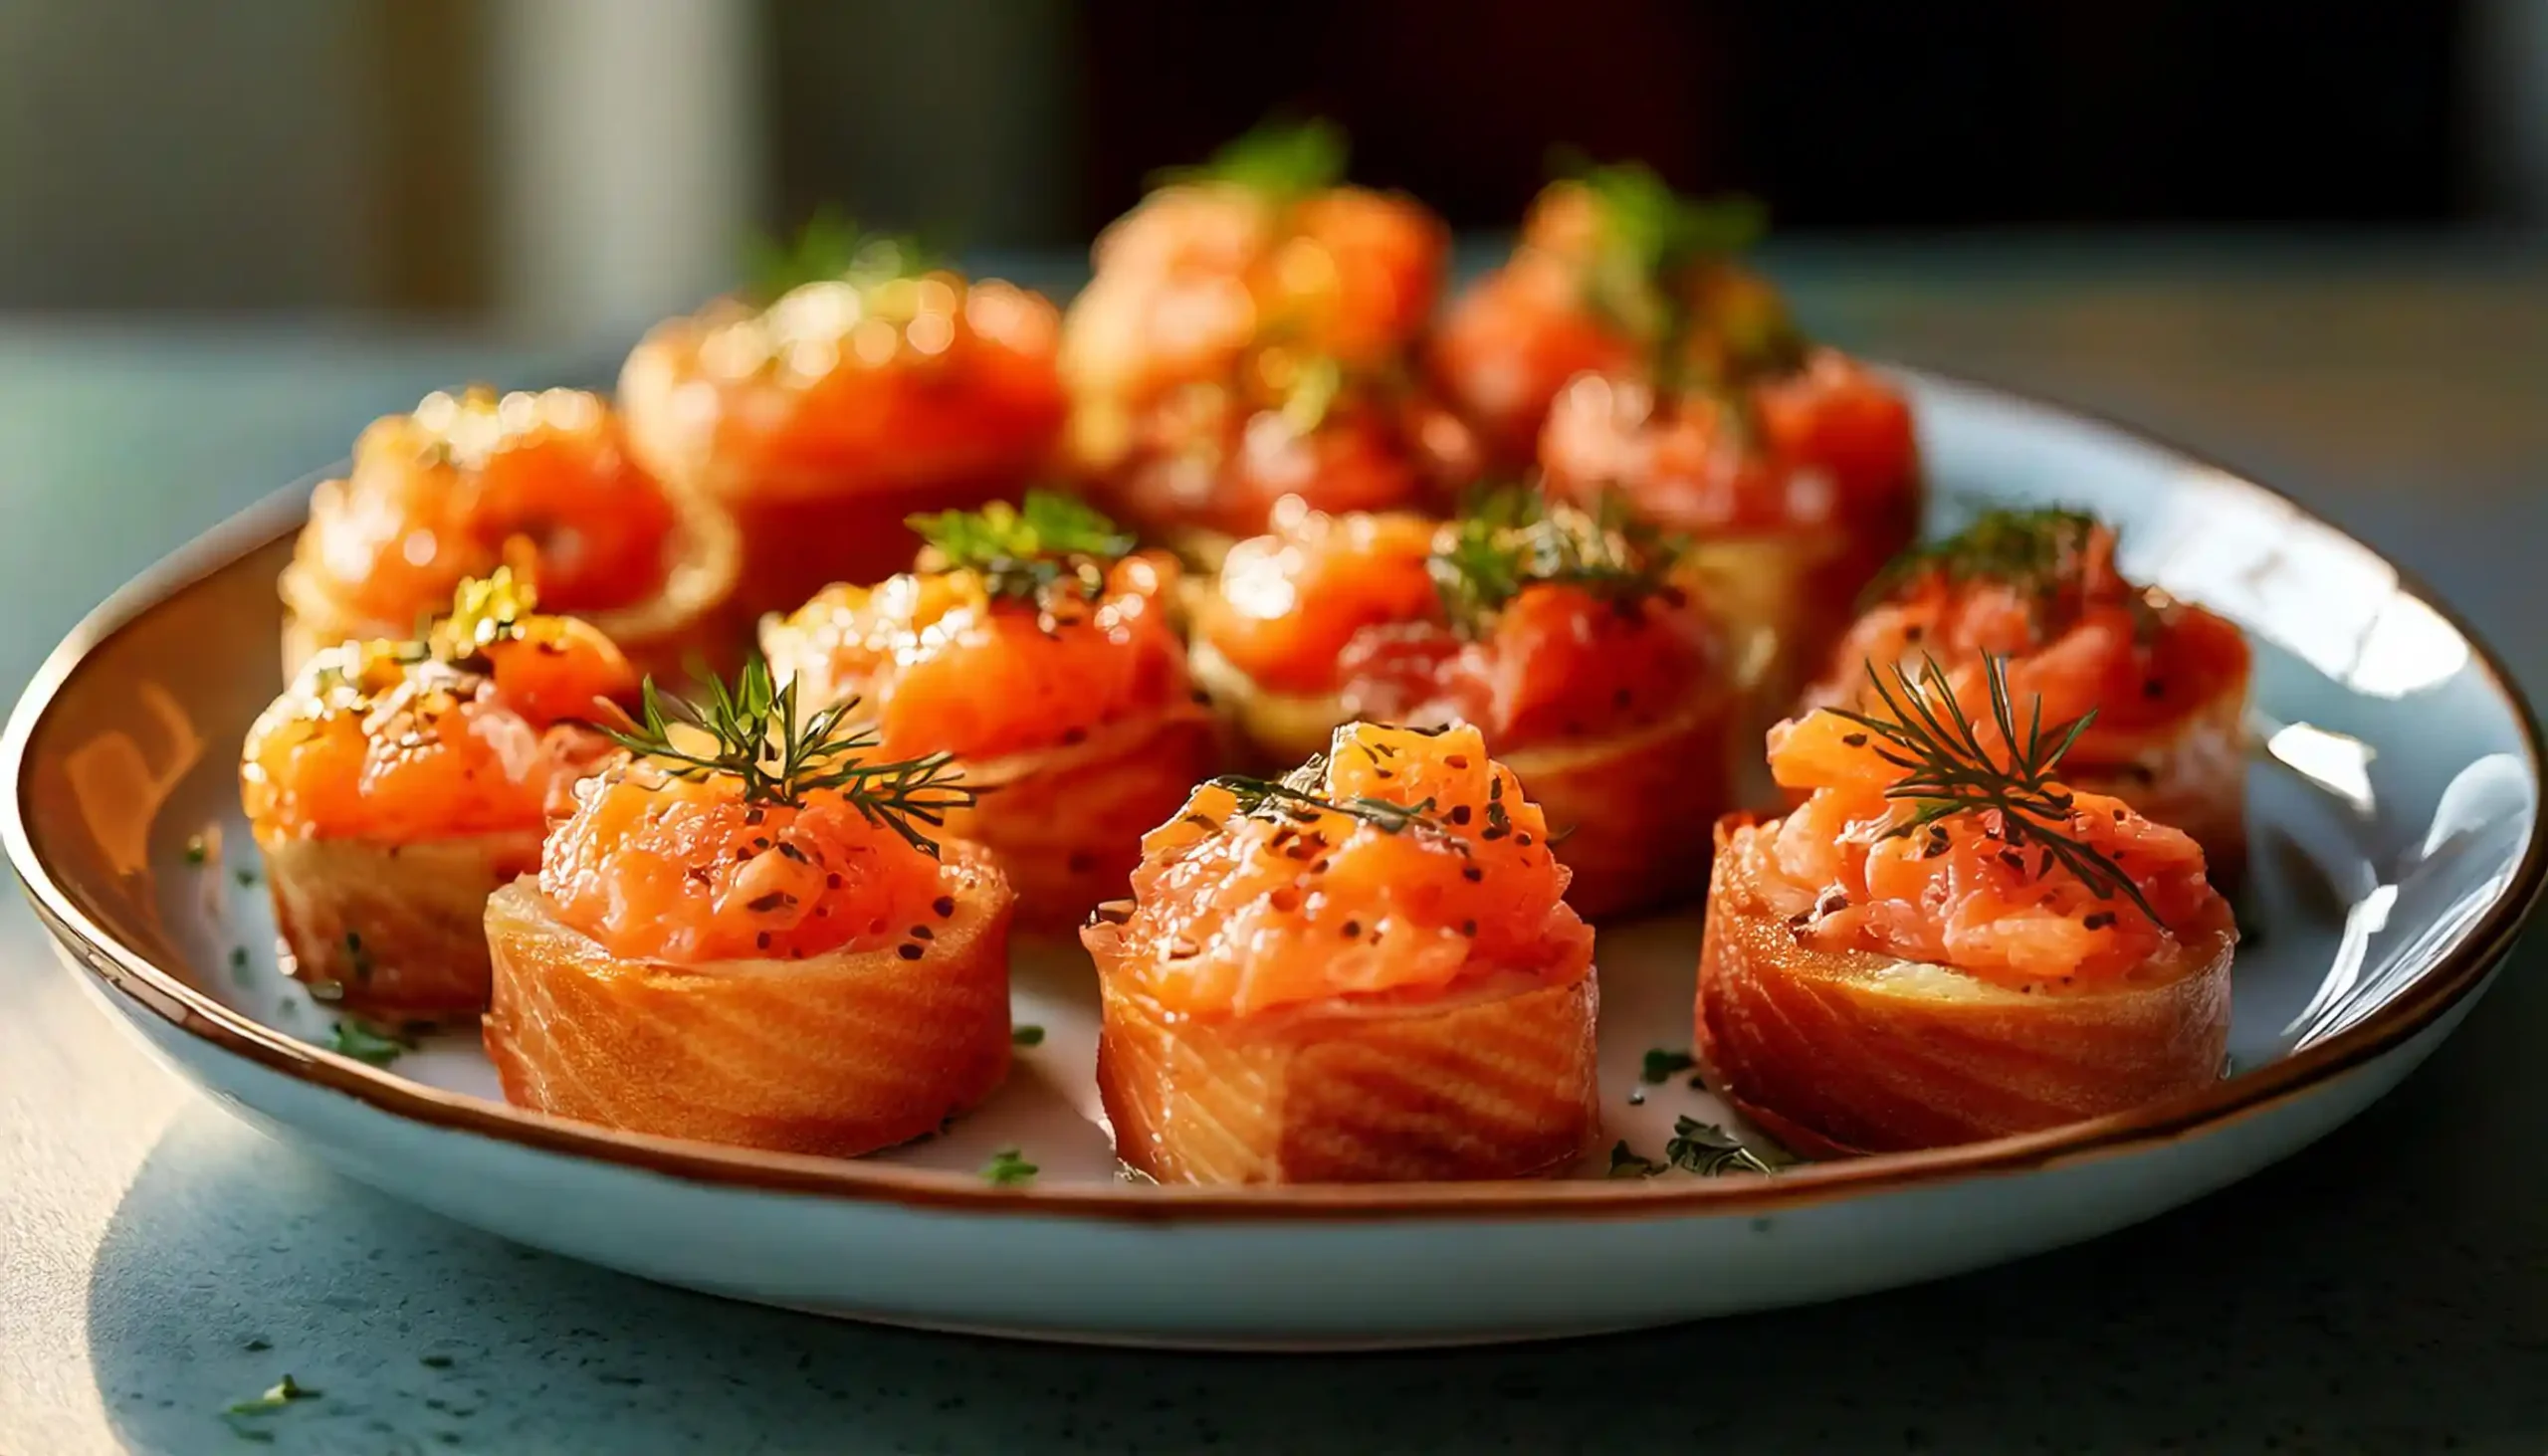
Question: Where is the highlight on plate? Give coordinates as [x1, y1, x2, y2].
[220, 114, 2261, 1187]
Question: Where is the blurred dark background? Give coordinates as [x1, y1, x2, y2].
[0, 0, 2530, 329]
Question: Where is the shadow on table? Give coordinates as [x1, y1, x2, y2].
[87, 958, 2548, 1456]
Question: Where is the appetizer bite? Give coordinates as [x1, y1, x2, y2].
[1086, 723, 1600, 1183]
[241, 572, 634, 1017]
[483, 661, 1014, 1156]
[1062, 118, 1471, 548]
[1516, 166, 1919, 691]
[1698, 658, 2236, 1156]
[279, 385, 739, 683]
[759, 491, 1217, 932]
[1189, 490, 1733, 917]
[1800, 510, 2252, 883]
[619, 215, 1068, 619]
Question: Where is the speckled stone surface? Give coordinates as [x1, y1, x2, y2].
[6, 247, 2548, 1454]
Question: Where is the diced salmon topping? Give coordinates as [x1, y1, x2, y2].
[770, 553, 1188, 762]
[1195, 504, 1716, 749]
[298, 386, 680, 622]
[536, 763, 953, 965]
[1806, 513, 2252, 746]
[242, 585, 634, 843]
[1109, 723, 1592, 1018]
[1760, 701, 2225, 987]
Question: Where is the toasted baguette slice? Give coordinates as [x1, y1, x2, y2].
[1503, 682, 1735, 920]
[482, 846, 1014, 1156]
[1696, 815, 2233, 1156]
[1092, 949, 1600, 1184]
[278, 480, 742, 687]
[1681, 508, 1913, 715]
[941, 709, 1221, 935]
[264, 829, 542, 1018]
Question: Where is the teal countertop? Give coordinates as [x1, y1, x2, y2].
[5, 243, 2548, 1454]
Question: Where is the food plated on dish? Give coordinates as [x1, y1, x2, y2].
[1701, 658, 2237, 1155]
[759, 492, 1217, 933]
[619, 218, 1068, 618]
[1087, 722, 1600, 1183]
[278, 385, 740, 683]
[484, 661, 1012, 1156]
[241, 571, 634, 1016]
[1188, 489, 1734, 918]
[10, 122, 2538, 1345]
[1062, 119, 1478, 554]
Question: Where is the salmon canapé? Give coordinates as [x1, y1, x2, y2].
[1060, 118, 1469, 546]
[241, 572, 635, 1016]
[1189, 491, 1735, 917]
[1802, 509, 2253, 883]
[1086, 722, 1600, 1184]
[1429, 165, 1777, 467]
[619, 220, 1068, 617]
[1509, 174, 1919, 695]
[483, 660, 1014, 1156]
[1697, 658, 2237, 1156]
[280, 386, 740, 683]
[760, 492, 1219, 932]
[1061, 117, 1445, 427]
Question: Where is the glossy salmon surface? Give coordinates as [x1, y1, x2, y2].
[761, 521, 1215, 932]
[1189, 501, 1734, 915]
[1085, 722, 1599, 1182]
[1696, 697, 2237, 1155]
[242, 579, 634, 1011]
[619, 256, 1067, 612]
[1800, 511, 2253, 879]
[281, 388, 737, 682]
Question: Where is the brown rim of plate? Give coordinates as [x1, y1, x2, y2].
[7, 368, 2543, 1226]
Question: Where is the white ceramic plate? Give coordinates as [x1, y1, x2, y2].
[8, 371, 2540, 1348]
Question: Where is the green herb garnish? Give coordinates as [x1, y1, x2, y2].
[326, 1020, 407, 1067]
[1606, 1142, 1665, 1177]
[1609, 1120, 1776, 1179]
[1866, 508, 2103, 607]
[1011, 1024, 1046, 1047]
[184, 834, 210, 866]
[1427, 487, 1681, 636]
[1154, 115, 1348, 204]
[1829, 653, 2163, 928]
[907, 490, 1135, 604]
[1662, 1117, 1778, 1176]
[224, 1373, 320, 1416]
[234, 867, 259, 888]
[1207, 754, 1464, 848]
[981, 1147, 1038, 1186]
[1277, 354, 1345, 435]
[1560, 159, 1792, 389]
[746, 205, 938, 305]
[1639, 1047, 1696, 1085]
[595, 658, 973, 851]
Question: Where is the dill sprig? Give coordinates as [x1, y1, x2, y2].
[1205, 756, 1464, 848]
[1555, 159, 1797, 392]
[594, 657, 973, 854]
[1827, 653, 2164, 929]
[1153, 115, 1348, 203]
[747, 205, 939, 305]
[907, 490, 1136, 603]
[1427, 486, 1682, 637]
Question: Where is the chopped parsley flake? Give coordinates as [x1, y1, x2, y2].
[1606, 1142, 1665, 1178]
[325, 1020, 407, 1067]
[980, 1147, 1037, 1186]
[183, 834, 210, 866]
[1010, 1024, 1045, 1047]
